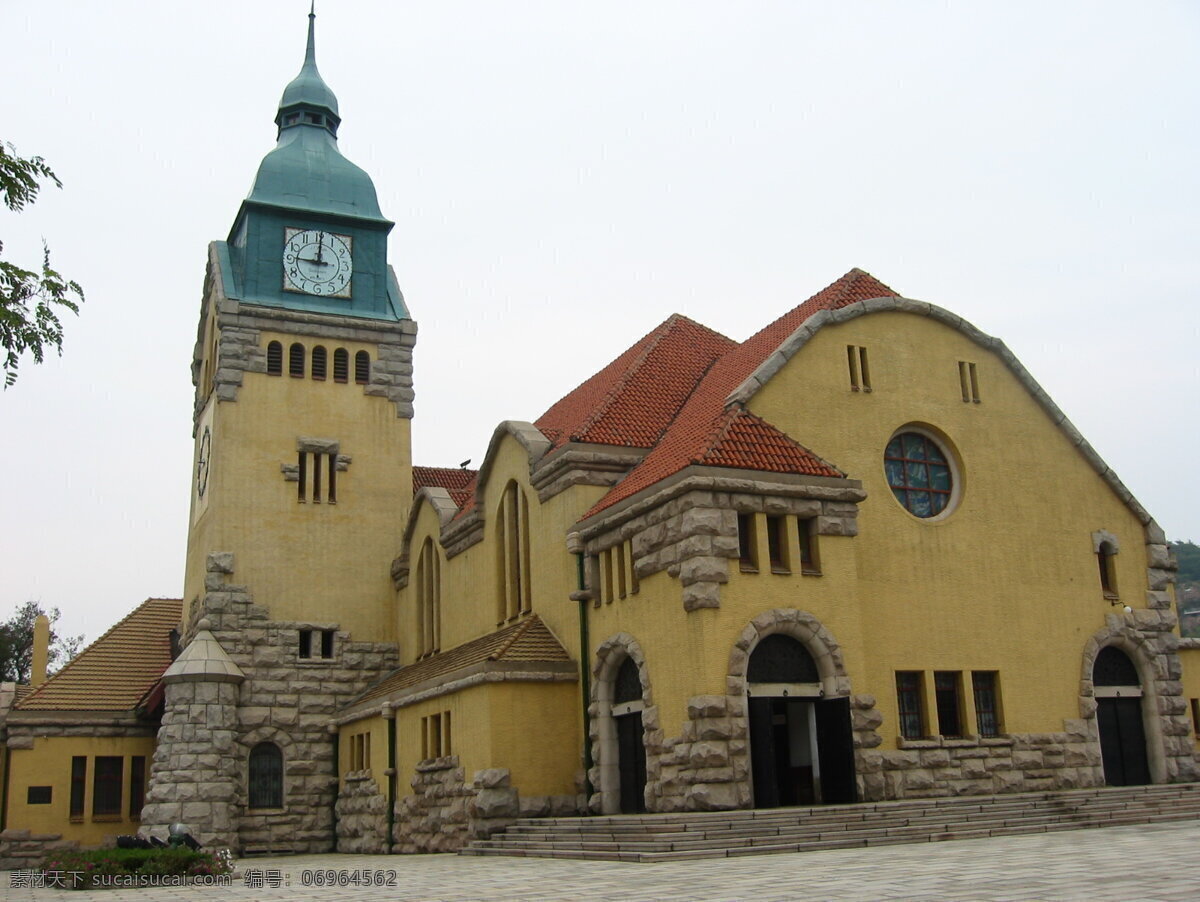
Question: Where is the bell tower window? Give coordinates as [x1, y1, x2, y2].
[289, 342, 305, 377]
[267, 341, 283, 376]
[355, 350, 370, 384]
[312, 345, 327, 380]
[333, 348, 349, 383]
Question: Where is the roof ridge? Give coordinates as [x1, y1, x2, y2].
[489, 614, 538, 661]
[18, 598, 179, 708]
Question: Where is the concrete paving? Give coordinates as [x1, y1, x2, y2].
[3, 819, 1198, 901]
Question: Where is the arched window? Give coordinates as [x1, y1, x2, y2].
[333, 348, 349, 383]
[355, 350, 370, 385]
[415, 537, 441, 657]
[289, 343, 305, 378]
[248, 742, 283, 809]
[495, 481, 532, 623]
[266, 341, 283, 376]
[747, 634, 819, 684]
[311, 345, 327, 381]
[1094, 646, 1140, 687]
[614, 657, 642, 705]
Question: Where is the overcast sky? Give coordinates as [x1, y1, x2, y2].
[2, 1, 1197, 642]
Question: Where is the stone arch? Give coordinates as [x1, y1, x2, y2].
[728, 609, 883, 802]
[1078, 619, 1192, 785]
[589, 633, 658, 814]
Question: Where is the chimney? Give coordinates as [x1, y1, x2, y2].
[31, 614, 50, 687]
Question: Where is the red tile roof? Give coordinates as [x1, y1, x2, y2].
[413, 465, 478, 508]
[583, 269, 898, 518]
[350, 614, 571, 708]
[16, 598, 182, 712]
[536, 314, 735, 450]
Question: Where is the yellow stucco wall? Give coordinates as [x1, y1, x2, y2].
[6, 735, 155, 845]
[185, 325, 411, 643]
[586, 309, 1154, 747]
[344, 680, 579, 800]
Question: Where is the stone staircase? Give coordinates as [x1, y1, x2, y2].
[462, 783, 1200, 861]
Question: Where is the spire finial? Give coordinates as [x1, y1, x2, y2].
[304, 2, 317, 69]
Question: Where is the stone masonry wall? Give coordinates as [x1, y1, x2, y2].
[145, 553, 399, 854]
[335, 773, 389, 854]
[392, 761, 576, 853]
[0, 830, 80, 871]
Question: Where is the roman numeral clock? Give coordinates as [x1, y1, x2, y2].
[283, 228, 353, 297]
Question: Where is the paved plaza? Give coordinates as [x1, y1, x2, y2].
[3, 820, 1197, 901]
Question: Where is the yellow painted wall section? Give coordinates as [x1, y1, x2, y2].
[393, 692, 480, 789]
[6, 735, 155, 845]
[1178, 648, 1200, 752]
[338, 715, 390, 786]
[417, 437, 604, 659]
[485, 681, 580, 797]
[185, 328, 411, 643]
[746, 310, 1153, 742]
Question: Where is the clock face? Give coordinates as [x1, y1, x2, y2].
[196, 426, 211, 498]
[282, 228, 353, 298]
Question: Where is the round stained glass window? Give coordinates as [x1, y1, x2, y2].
[884, 431, 954, 518]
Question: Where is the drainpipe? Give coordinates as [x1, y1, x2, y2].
[328, 724, 339, 851]
[567, 533, 594, 805]
[383, 704, 396, 852]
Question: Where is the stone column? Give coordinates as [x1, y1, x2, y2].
[141, 618, 245, 849]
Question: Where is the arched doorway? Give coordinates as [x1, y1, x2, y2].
[746, 634, 856, 807]
[1093, 646, 1150, 786]
[612, 657, 647, 813]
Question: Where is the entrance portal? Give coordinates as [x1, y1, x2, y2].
[746, 635, 857, 807]
[613, 657, 647, 813]
[1093, 646, 1150, 786]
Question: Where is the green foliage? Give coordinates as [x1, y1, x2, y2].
[0, 601, 83, 684]
[41, 846, 234, 889]
[1171, 540, 1200, 584]
[0, 140, 84, 387]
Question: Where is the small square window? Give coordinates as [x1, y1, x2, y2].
[27, 786, 52, 805]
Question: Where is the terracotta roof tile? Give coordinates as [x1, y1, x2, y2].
[583, 269, 898, 517]
[699, 408, 843, 476]
[16, 598, 182, 712]
[536, 314, 735, 450]
[351, 615, 570, 708]
[413, 465, 479, 508]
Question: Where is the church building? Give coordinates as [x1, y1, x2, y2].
[1, 12, 1197, 859]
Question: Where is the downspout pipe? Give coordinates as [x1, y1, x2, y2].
[383, 704, 397, 851]
[567, 534, 594, 807]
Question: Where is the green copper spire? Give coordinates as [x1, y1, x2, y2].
[276, 7, 340, 134]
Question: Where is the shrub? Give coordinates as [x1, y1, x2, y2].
[40, 846, 234, 890]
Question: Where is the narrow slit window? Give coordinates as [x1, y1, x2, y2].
[298, 452, 307, 502]
[798, 518, 820, 575]
[935, 671, 963, 737]
[355, 350, 370, 384]
[958, 361, 980, 403]
[628, 541, 640, 594]
[129, 756, 146, 818]
[443, 710, 452, 755]
[70, 757, 86, 819]
[313, 452, 322, 503]
[766, 515, 787, 573]
[93, 756, 123, 817]
[1191, 699, 1200, 737]
[299, 629, 313, 659]
[327, 454, 337, 503]
[737, 513, 758, 572]
[289, 342, 305, 378]
[333, 348, 349, 383]
[320, 629, 335, 659]
[847, 345, 861, 391]
[266, 341, 283, 376]
[615, 542, 627, 599]
[1098, 542, 1118, 598]
[896, 671, 924, 740]
[858, 346, 871, 391]
[311, 345, 327, 380]
[972, 671, 1001, 738]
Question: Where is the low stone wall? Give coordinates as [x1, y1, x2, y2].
[392, 760, 576, 853]
[0, 830, 80, 871]
[335, 772, 388, 854]
[861, 726, 1104, 800]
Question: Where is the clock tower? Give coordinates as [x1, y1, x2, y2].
[142, 11, 412, 852]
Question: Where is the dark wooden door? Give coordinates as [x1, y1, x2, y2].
[1097, 696, 1150, 786]
[815, 696, 858, 803]
[749, 696, 780, 808]
[616, 711, 647, 813]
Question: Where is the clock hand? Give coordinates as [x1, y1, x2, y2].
[298, 255, 331, 267]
